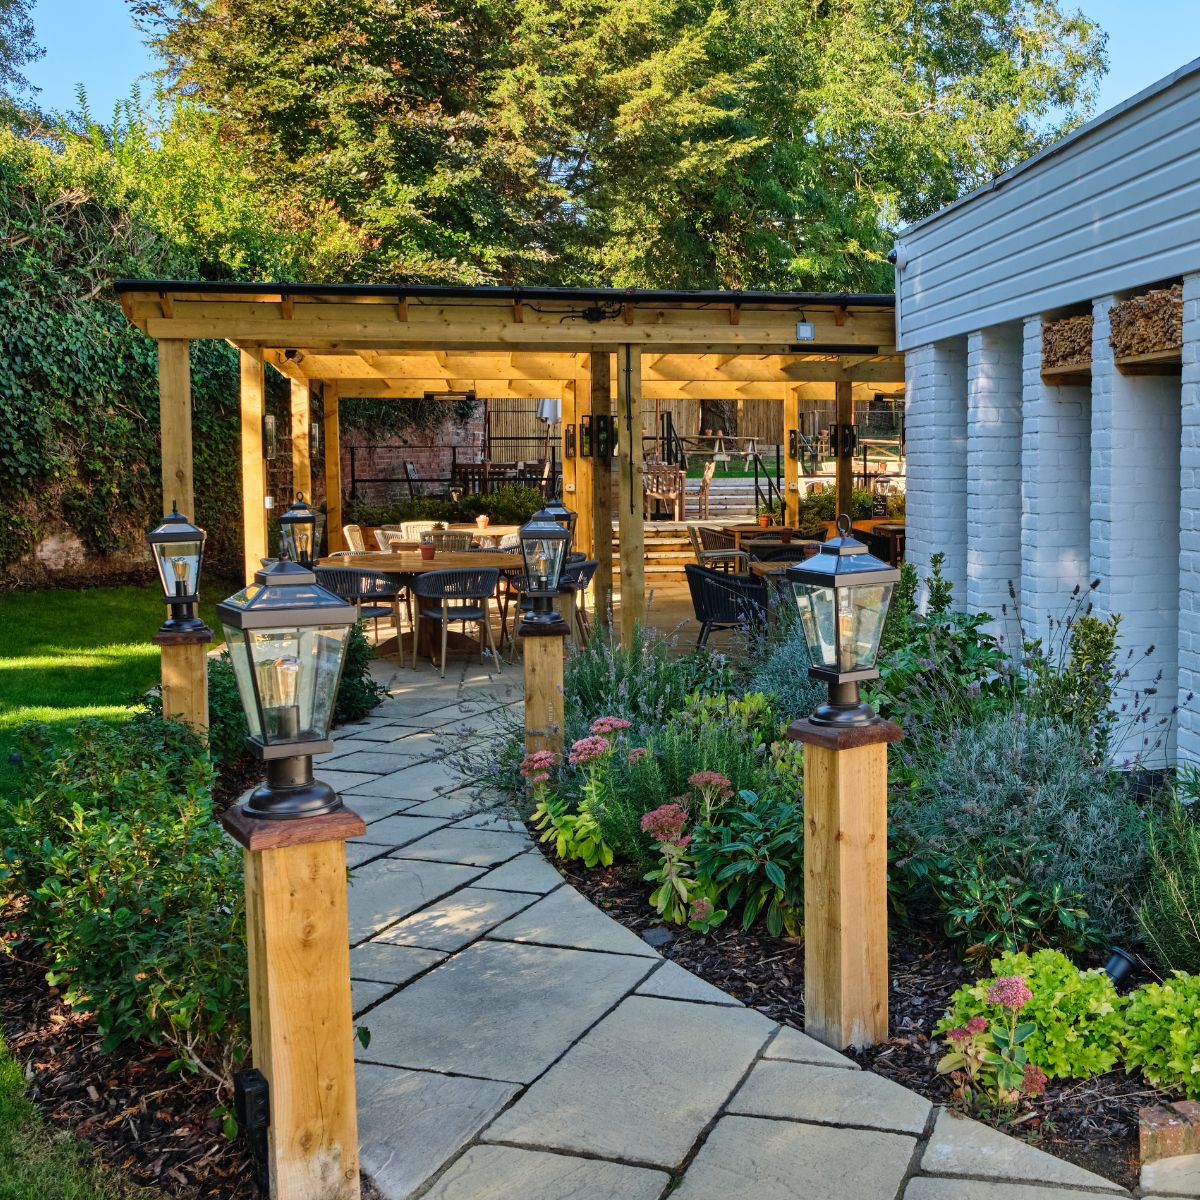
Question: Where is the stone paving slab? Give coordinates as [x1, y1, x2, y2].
[309, 768, 377, 792]
[1143, 1152, 1200, 1197]
[356, 1064, 519, 1200]
[352, 813, 450, 848]
[403, 795, 479, 819]
[346, 760, 466, 799]
[485, 996, 774, 1168]
[762, 1024, 860, 1069]
[672, 1116, 916, 1200]
[344, 795, 420, 823]
[373, 886, 538, 952]
[635, 960, 742, 1006]
[395, 825, 531, 868]
[360, 940, 654, 1083]
[348, 857, 485, 944]
[345, 843, 391, 870]
[351, 943, 446, 985]
[921, 1108, 1120, 1190]
[473, 851, 564, 894]
[906, 1181, 1124, 1200]
[423, 1145, 670, 1200]
[352, 980, 395, 1016]
[452, 812, 525, 832]
[324, 748, 437, 774]
[332, 722, 416, 743]
[487, 884, 659, 957]
[729, 1058, 930, 1134]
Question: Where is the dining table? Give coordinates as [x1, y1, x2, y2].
[319, 550, 523, 666]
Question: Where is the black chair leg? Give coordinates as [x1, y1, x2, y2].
[697, 623, 710, 649]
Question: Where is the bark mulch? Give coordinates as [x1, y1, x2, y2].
[565, 860, 1162, 1195]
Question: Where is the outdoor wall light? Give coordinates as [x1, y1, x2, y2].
[147, 502, 207, 633]
[519, 510, 571, 627]
[279, 492, 318, 567]
[539, 496, 578, 538]
[218, 555, 356, 819]
[785, 515, 900, 727]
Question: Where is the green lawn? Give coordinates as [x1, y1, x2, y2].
[0, 1033, 156, 1200]
[0, 581, 234, 795]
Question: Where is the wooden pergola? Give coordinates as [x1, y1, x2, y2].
[117, 281, 902, 641]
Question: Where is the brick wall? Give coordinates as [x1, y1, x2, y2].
[905, 338, 968, 604]
[1090, 296, 1180, 766]
[1020, 316, 1091, 638]
[966, 326, 1022, 635]
[1178, 273, 1200, 764]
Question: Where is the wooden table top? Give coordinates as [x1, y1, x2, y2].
[319, 551, 522, 573]
[750, 560, 810, 577]
[446, 523, 522, 538]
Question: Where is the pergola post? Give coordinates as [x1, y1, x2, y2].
[324, 384, 343, 552]
[615, 344, 646, 645]
[589, 352, 614, 627]
[784, 385, 801, 526]
[157, 338, 210, 732]
[291, 378, 312, 500]
[835, 375, 854, 520]
[241, 350, 268, 582]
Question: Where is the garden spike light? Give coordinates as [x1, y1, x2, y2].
[785, 514, 900, 727]
[147, 501, 207, 634]
[279, 492, 318, 568]
[519, 508, 571, 626]
[218, 549, 356, 819]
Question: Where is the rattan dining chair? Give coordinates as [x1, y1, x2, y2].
[342, 524, 367, 553]
[684, 563, 767, 649]
[374, 529, 410, 552]
[315, 566, 410, 647]
[430, 530, 474, 552]
[400, 520, 441, 541]
[410, 568, 502, 677]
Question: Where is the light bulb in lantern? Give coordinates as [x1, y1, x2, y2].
[256, 654, 302, 741]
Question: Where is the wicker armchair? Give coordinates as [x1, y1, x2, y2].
[411, 568, 502, 677]
[687, 524, 749, 573]
[430, 530, 474, 552]
[684, 564, 767, 649]
[342, 524, 366, 553]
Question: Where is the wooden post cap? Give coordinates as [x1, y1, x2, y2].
[786, 718, 903, 750]
[518, 615, 570, 638]
[153, 624, 214, 647]
[221, 801, 367, 851]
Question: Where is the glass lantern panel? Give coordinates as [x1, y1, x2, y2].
[280, 522, 316, 564]
[246, 624, 350, 744]
[836, 583, 894, 672]
[522, 537, 566, 592]
[793, 582, 837, 670]
[222, 627, 263, 739]
[154, 539, 203, 599]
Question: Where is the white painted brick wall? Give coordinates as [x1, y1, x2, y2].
[1091, 297, 1180, 766]
[905, 338, 968, 606]
[1178, 272, 1200, 765]
[1020, 316, 1091, 638]
[966, 326, 1022, 634]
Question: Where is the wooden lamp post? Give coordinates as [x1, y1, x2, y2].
[217, 555, 365, 1200]
[785, 516, 902, 1050]
[518, 509, 572, 758]
[148, 503, 212, 731]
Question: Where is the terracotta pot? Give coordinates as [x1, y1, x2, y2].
[419, 544, 436, 561]
[476, 515, 490, 529]
[758, 514, 770, 528]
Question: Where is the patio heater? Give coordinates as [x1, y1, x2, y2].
[518, 510, 572, 629]
[279, 492, 318, 567]
[218, 554, 356, 819]
[785, 515, 900, 727]
[147, 502, 207, 634]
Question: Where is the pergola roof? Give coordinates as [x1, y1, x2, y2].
[115, 280, 904, 399]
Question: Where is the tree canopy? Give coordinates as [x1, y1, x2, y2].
[130, 0, 1108, 291]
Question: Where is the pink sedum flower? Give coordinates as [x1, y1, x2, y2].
[945, 1025, 970, 1043]
[986, 976, 1033, 1011]
[519, 750, 557, 783]
[690, 898, 714, 922]
[965, 1016, 988, 1035]
[568, 735, 611, 766]
[688, 770, 732, 796]
[591, 716, 632, 735]
[641, 803, 689, 844]
[627, 747, 648, 764]
[1022, 1063, 1048, 1097]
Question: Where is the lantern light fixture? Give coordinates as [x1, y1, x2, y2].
[147, 501, 207, 633]
[279, 492, 318, 567]
[785, 515, 900, 727]
[217, 553, 356, 819]
[539, 496, 578, 538]
[518, 509, 571, 627]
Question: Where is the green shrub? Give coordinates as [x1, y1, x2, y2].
[0, 716, 248, 1095]
[205, 651, 253, 776]
[796, 486, 872, 524]
[746, 635, 826, 723]
[895, 714, 1146, 947]
[335, 621, 389, 723]
[1123, 972, 1200, 1098]
[343, 483, 543, 531]
[937, 949, 1126, 1081]
[1138, 799, 1200, 973]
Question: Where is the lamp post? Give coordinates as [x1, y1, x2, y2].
[784, 515, 902, 1050]
[217, 554, 364, 1200]
[148, 502, 212, 730]
[279, 492, 318, 568]
[518, 511, 571, 758]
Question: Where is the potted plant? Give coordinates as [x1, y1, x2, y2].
[756, 506, 772, 529]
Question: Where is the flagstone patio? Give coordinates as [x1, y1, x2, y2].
[338, 660, 1141, 1200]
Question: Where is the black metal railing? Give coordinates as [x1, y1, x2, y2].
[659, 412, 689, 469]
[751, 449, 784, 516]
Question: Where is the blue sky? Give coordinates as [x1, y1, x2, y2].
[21, 0, 1200, 122]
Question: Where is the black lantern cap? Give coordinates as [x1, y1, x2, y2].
[540, 496, 578, 533]
[217, 557, 355, 633]
[784, 515, 899, 592]
[147, 501, 207, 632]
[518, 510, 572, 628]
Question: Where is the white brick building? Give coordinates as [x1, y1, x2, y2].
[895, 57, 1200, 766]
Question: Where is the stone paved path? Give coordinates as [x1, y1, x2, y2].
[335, 659, 1138, 1200]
